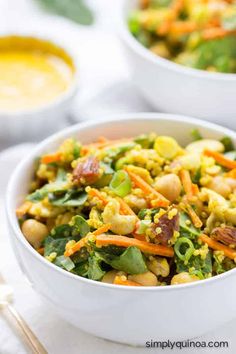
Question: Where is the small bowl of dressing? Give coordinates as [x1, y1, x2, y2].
[0, 34, 78, 145]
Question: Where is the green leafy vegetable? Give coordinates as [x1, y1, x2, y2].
[191, 129, 202, 141]
[221, 137, 234, 152]
[72, 262, 89, 277]
[192, 168, 201, 184]
[36, 0, 94, 25]
[27, 168, 68, 202]
[179, 212, 200, 239]
[95, 162, 114, 188]
[138, 208, 160, 220]
[87, 255, 105, 281]
[48, 190, 87, 206]
[44, 236, 69, 256]
[70, 215, 90, 237]
[176, 250, 212, 279]
[195, 37, 236, 73]
[98, 246, 147, 275]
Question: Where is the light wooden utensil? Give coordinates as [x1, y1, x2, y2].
[0, 272, 47, 354]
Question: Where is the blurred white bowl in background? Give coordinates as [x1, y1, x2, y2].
[119, 0, 236, 128]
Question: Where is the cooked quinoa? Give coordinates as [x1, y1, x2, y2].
[17, 131, 236, 286]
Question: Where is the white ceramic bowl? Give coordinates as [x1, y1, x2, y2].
[0, 34, 78, 145]
[6, 113, 236, 346]
[119, 0, 236, 127]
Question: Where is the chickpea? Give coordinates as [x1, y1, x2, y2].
[186, 139, 224, 154]
[208, 176, 231, 198]
[21, 219, 49, 249]
[226, 177, 236, 191]
[154, 174, 181, 202]
[171, 272, 199, 285]
[128, 271, 158, 286]
[147, 257, 170, 277]
[102, 270, 119, 284]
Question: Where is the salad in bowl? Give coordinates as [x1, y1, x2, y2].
[16, 125, 236, 286]
[129, 0, 236, 73]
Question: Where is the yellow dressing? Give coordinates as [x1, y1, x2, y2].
[0, 36, 75, 111]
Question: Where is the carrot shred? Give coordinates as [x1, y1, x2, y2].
[180, 169, 195, 199]
[88, 188, 108, 206]
[41, 152, 62, 164]
[16, 201, 32, 217]
[186, 205, 203, 228]
[132, 232, 146, 241]
[204, 149, 236, 170]
[92, 224, 111, 236]
[64, 237, 88, 257]
[64, 224, 111, 257]
[37, 247, 44, 255]
[113, 276, 142, 287]
[125, 168, 170, 207]
[170, 21, 196, 35]
[226, 168, 236, 178]
[96, 234, 174, 257]
[202, 28, 236, 40]
[199, 234, 236, 261]
[116, 197, 137, 216]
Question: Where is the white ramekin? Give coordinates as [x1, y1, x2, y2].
[0, 33, 79, 146]
[119, 0, 236, 127]
[6, 113, 236, 346]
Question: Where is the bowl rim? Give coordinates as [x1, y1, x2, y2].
[6, 112, 236, 292]
[0, 33, 79, 117]
[119, 0, 236, 82]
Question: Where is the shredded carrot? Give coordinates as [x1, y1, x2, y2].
[37, 247, 44, 255]
[64, 224, 111, 257]
[170, 21, 196, 35]
[116, 197, 137, 216]
[186, 205, 203, 228]
[92, 224, 112, 236]
[125, 168, 170, 207]
[64, 237, 88, 257]
[180, 169, 195, 199]
[226, 168, 236, 179]
[172, 0, 184, 15]
[41, 152, 62, 164]
[132, 231, 146, 241]
[199, 234, 236, 260]
[97, 136, 109, 144]
[113, 276, 142, 286]
[16, 201, 32, 217]
[88, 188, 108, 206]
[204, 149, 236, 170]
[202, 27, 236, 40]
[157, 0, 184, 34]
[192, 183, 199, 195]
[96, 234, 174, 257]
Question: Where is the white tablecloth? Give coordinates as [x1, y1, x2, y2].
[0, 1, 236, 353]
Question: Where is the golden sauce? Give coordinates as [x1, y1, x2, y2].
[0, 37, 74, 111]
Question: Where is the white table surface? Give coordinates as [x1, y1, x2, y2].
[0, 1, 236, 353]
